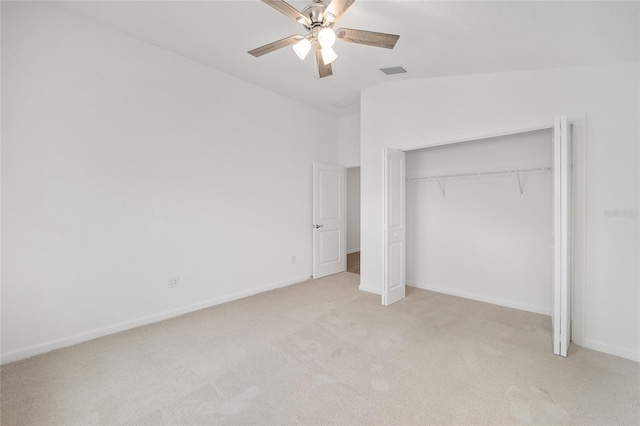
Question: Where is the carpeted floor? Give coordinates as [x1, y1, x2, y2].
[1, 272, 639, 425]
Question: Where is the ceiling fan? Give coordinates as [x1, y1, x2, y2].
[248, 0, 400, 78]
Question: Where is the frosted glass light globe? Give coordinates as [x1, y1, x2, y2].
[321, 47, 338, 64]
[293, 38, 311, 60]
[318, 28, 336, 48]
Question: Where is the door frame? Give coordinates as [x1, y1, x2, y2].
[345, 166, 362, 257]
[553, 115, 572, 356]
[385, 114, 587, 355]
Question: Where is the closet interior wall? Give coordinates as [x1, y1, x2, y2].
[405, 129, 554, 315]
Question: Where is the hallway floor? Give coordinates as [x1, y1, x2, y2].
[347, 251, 360, 274]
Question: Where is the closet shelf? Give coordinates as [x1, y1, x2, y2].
[406, 166, 552, 198]
[406, 166, 552, 182]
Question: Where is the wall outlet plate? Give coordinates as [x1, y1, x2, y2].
[168, 276, 180, 289]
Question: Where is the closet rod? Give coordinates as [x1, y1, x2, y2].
[406, 166, 551, 182]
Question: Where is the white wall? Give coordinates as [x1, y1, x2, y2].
[346, 167, 360, 254]
[338, 112, 360, 167]
[0, 2, 339, 363]
[406, 130, 552, 315]
[361, 63, 640, 361]
[341, 113, 361, 255]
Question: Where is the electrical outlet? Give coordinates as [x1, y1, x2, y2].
[168, 276, 180, 289]
[292, 255, 296, 264]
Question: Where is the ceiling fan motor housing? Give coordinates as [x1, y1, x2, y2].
[302, 1, 333, 30]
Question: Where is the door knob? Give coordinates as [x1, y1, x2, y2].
[313, 224, 324, 229]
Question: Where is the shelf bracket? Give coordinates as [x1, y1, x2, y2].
[437, 179, 446, 199]
[516, 171, 524, 198]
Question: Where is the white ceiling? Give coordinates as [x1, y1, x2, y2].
[53, 1, 639, 116]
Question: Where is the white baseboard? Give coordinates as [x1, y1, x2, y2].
[407, 281, 551, 316]
[0, 275, 311, 365]
[347, 248, 360, 254]
[358, 284, 381, 295]
[581, 338, 640, 362]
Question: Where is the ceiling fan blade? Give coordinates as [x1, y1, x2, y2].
[248, 35, 302, 57]
[261, 0, 310, 26]
[314, 44, 333, 78]
[335, 28, 399, 49]
[324, 0, 356, 22]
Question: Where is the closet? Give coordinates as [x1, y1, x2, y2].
[383, 117, 574, 356]
[404, 129, 554, 315]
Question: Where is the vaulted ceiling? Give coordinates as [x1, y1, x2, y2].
[54, 1, 639, 116]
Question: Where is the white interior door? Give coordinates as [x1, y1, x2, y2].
[313, 163, 346, 279]
[383, 148, 406, 306]
[553, 116, 572, 356]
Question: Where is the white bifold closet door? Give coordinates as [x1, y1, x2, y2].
[383, 148, 406, 306]
[553, 116, 572, 357]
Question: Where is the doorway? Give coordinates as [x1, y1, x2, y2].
[346, 167, 360, 274]
[405, 129, 553, 314]
[382, 117, 574, 356]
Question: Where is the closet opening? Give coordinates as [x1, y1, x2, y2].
[405, 128, 554, 316]
[383, 117, 575, 356]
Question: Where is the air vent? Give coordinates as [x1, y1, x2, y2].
[380, 66, 407, 75]
[330, 98, 355, 109]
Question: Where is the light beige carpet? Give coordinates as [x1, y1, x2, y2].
[1, 272, 639, 425]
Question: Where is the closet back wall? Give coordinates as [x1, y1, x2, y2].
[406, 130, 553, 315]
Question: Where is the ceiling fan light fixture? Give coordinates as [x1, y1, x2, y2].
[249, 0, 400, 79]
[318, 27, 336, 48]
[321, 46, 338, 65]
[324, 12, 337, 24]
[293, 38, 312, 60]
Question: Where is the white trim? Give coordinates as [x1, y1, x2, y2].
[347, 248, 360, 254]
[0, 275, 311, 365]
[553, 116, 562, 355]
[359, 284, 381, 295]
[407, 281, 552, 316]
[571, 113, 588, 348]
[581, 339, 640, 363]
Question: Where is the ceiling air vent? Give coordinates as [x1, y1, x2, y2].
[380, 66, 407, 75]
[330, 98, 355, 109]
